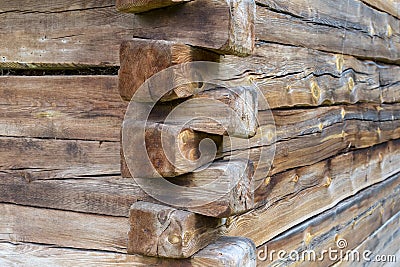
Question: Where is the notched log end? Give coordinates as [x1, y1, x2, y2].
[223, 0, 256, 56]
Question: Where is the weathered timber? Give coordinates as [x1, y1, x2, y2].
[123, 121, 223, 178]
[222, 42, 400, 108]
[255, 0, 400, 63]
[361, 0, 400, 19]
[0, 0, 253, 65]
[256, 172, 400, 266]
[0, 137, 121, 179]
[116, 0, 191, 13]
[225, 140, 400, 246]
[225, 104, 400, 179]
[0, 160, 254, 218]
[0, 237, 256, 267]
[0, 137, 120, 180]
[0, 76, 125, 141]
[119, 39, 219, 102]
[128, 202, 222, 258]
[0, 203, 129, 253]
[334, 211, 400, 267]
[0, 175, 146, 217]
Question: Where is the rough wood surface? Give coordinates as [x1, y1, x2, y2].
[225, 103, 400, 179]
[119, 39, 219, 102]
[255, 0, 400, 63]
[225, 140, 400, 246]
[256, 171, 400, 266]
[361, 0, 400, 19]
[334, 211, 400, 267]
[0, 204, 129, 253]
[0, 76, 125, 141]
[222, 42, 400, 108]
[128, 202, 221, 258]
[123, 121, 222, 178]
[0, 137, 120, 180]
[0, 236, 256, 267]
[116, 0, 191, 13]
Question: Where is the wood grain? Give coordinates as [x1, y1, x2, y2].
[128, 202, 221, 258]
[225, 140, 400, 246]
[119, 39, 219, 102]
[0, 76, 125, 141]
[222, 42, 400, 108]
[0, 204, 129, 253]
[0, 236, 256, 267]
[116, 0, 191, 13]
[361, 0, 400, 19]
[334, 211, 400, 267]
[0, 137, 120, 180]
[256, 171, 400, 266]
[255, 0, 400, 63]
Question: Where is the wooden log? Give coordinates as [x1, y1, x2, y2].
[127, 201, 222, 258]
[0, 137, 120, 180]
[334, 211, 400, 266]
[255, 0, 400, 63]
[222, 42, 400, 108]
[119, 39, 220, 102]
[123, 121, 223, 178]
[0, 236, 256, 266]
[147, 86, 259, 137]
[0, 76, 125, 141]
[0, 203, 129, 253]
[224, 139, 400, 246]
[256, 171, 400, 266]
[116, 0, 191, 13]
[360, 0, 400, 19]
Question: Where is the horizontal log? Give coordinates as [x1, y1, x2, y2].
[0, 203, 129, 253]
[256, 171, 400, 266]
[0, 137, 120, 180]
[222, 42, 400, 108]
[255, 0, 400, 63]
[119, 39, 219, 102]
[0, 76, 125, 141]
[116, 0, 191, 13]
[224, 139, 400, 246]
[334, 211, 400, 267]
[128, 201, 221, 258]
[122, 121, 223, 177]
[0, 236, 256, 266]
[361, 0, 400, 19]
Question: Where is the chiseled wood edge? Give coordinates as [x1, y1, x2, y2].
[0, 236, 256, 267]
[127, 201, 222, 258]
[255, 171, 400, 266]
[116, 0, 191, 13]
[334, 211, 400, 267]
[225, 139, 400, 246]
[119, 39, 220, 102]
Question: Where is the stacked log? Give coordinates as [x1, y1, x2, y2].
[0, 0, 399, 266]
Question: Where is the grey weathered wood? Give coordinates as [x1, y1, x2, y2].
[128, 202, 222, 258]
[0, 237, 256, 267]
[334, 211, 400, 267]
[0, 137, 120, 180]
[256, 172, 400, 266]
[361, 0, 400, 19]
[116, 0, 191, 13]
[0, 76, 125, 141]
[255, 0, 400, 63]
[225, 140, 400, 246]
[0, 204, 129, 253]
